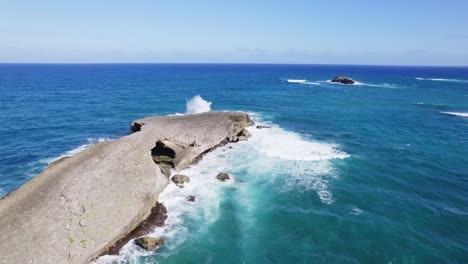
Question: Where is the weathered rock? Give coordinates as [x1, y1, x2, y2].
[0, 111, 253, 264]
[186, 196, 196, 202]
[171, 174, 190, 188]
[216, 172, 230, 181]
[331, 76, 356, 85]
[228, 128, 252, 142]
[134, 237, 164, 251]
[100, 202, 167, 256]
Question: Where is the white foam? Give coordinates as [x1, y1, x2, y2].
[319, 80, 398, 88]
[416, 77, 468, 83]
[95, 114, 349, 263]
[37, 137, 111, 164]
[286, 79, 307, 83]
[186, 95, 212, 114]
[350, 207, 363, 215]
[441, 112, 468, 117]
[247, 125, 349, 161]
[285, 79, 320, 85]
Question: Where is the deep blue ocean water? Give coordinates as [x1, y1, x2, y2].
[0, 64, 467, 263]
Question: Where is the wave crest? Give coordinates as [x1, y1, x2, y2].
[441, 112, 468, 118]
[416, 77, 468, 83]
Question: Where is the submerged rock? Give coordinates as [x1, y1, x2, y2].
[171, 174, 190, 188]
[216, 172, 230, 181]
[331, 76, 356, 85]
[134, 237, 164, 251]
[186, 195, 196, 202]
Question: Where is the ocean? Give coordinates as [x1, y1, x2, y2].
[0, 64, 467, 263]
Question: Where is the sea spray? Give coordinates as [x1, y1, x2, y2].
[186, 95, 212, 114]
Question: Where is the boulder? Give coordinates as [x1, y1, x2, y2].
[186, 196, 196, 202]
[134, 237, 164, 251]
[171, 174, 190, 188]
[331, 76, 356, 85]
[216, 172, 230, 181]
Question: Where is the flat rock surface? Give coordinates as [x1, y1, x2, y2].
[0, 111, 252, 264]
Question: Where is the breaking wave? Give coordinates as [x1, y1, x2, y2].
[285, 79, 320, 85]
[441, 112, 468, 118]
[416, 77, 468, 83]
[96, 113, 349, 263]
[318, 80, 398, 88]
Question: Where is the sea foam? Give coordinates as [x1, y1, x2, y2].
[441, 112, 468, 118]
[416, 77, 468, 83]
[285, 79, 320, 85]
[96, 113, 349, 263]
[186, 95, 212, 114]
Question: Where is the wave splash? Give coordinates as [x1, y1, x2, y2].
[96, 113, 349, 263]
[186, 95, 212, 114]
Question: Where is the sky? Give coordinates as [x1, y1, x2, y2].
[1, 0, 468, 65]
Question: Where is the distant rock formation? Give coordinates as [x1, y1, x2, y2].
[0, 111, 253, 263]
[331, 76, 356, 85]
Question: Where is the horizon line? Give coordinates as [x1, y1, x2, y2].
[0, 62, 468, 68]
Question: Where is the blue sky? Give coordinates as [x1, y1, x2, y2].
[1, 0, 468, 65]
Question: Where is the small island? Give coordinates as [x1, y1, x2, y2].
[331, 76, 356, 85]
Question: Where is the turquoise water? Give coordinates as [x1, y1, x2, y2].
[0, 64, 467, 263]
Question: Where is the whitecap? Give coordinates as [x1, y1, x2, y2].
[416, 77, 468, 83]
[349, 207, 363, 215]
[441, 112, 468, 118]
[286, 79, 307, 83]
[186, 95, 212, 114]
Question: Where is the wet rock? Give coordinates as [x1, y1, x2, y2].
[186, 196, 196, 202]
[171, 174, 190, 188]
[331, 76, 356, 85]
[256, 125, 271, 129]
[216, 172, 230, 181]
[134, 237, 164, 251]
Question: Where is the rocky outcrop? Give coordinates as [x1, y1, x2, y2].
[171, 174, 190, 188]
[0, 111, 253, 264]
[331, 76, 356, 85]
[134, 237, 165, 251]
[216, 172, 231, 181]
